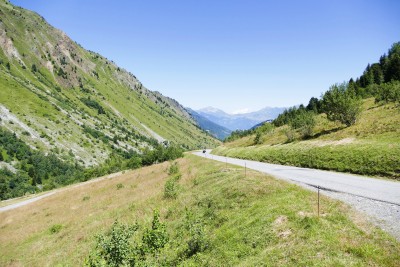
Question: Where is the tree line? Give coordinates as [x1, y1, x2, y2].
[227, 42, 400, 143]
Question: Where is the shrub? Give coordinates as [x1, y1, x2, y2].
[374, 81, 400, 104]
[168, 162, 179, 175]
[116, 183, 124, 190]
[321, 82, 362, 126]
[141, 210, 169, 254]
[254, 132, 262, 145]
[164, 177, 179, 199]
[86, 221, 139, 267]
[289, 109, 316, 138]
[184, 211, 209, 257]
[125, 157, 142, 170]
[86, 211, 168, 266]
[49, 224, 63, 234]
[31, 64, 37, 73]
[284, 128, 295, 142]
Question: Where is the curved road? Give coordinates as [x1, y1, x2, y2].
[193, 150, 400, 240]
[194, 150, 400, 205]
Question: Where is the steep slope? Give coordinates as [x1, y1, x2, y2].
[186, 108, 232, 140]
[0, 0, 218, 167]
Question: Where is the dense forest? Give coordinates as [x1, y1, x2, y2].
[0, 127, 183, 200]
[225, 42, 400, 142]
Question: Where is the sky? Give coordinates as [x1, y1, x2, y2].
[10, 0, 400, 114]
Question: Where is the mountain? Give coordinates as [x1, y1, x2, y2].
[197, 106, 286, 131]
[0, 0, 219, 168]
[186, 108, 232, 140]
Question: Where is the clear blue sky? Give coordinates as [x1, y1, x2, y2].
[10, 0, 400, 113]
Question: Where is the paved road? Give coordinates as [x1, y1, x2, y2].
[194, 150, 400, 240]
[193, 150, 400, 205]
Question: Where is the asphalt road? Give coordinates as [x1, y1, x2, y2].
[193, 150, 400, 205]
[193, 150, 400, 240]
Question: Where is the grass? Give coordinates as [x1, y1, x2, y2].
[215, 99, 400, 179]
[1, 154, 399, 266]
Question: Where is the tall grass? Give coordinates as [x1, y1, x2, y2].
[1, 155, 399, 266]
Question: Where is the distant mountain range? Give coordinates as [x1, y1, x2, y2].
[196, 106, 286, 131]
[186, 108, 232, 140]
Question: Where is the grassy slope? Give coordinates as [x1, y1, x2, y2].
[214, 99, 400, 178]
[0, 1, 218, 166]
[1, 154, 399, 266]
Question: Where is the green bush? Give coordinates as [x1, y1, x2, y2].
[289, 109, 316, 138]
[86, 221, 139, 267]
[184, 210, 209, 257]
[141, 210, 169, 254]
[321, 82, 362, 126]
[164, 176, 180, 199]
[254, 132, 262, 144]
[86, 211, 168, 266]
[168, 162, 179, 175]
[49, 224, 63, 234]
[374, 81, 400, 104]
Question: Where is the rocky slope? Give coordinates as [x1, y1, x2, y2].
[0, 0, 218, 166]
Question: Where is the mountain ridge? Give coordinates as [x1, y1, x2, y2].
[0, 0, 219, 168]
[196, 106, 285, 130]
[186, 108, 232, 140]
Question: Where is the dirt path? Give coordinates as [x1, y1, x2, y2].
[0, 171, 124, 213]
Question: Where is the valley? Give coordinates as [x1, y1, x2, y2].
[1, 0, 400, 265]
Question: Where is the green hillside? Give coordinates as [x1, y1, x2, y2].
[0, 0, 218, 164]
[215, 43, 400, 179]
[1, 154, 399, 266]
[0, 1, 219, 198]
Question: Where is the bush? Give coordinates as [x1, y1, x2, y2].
[80, 98, 106, 115]
[168, 162, 179, 175]
[164, 176, 180, 199]
[86, 211, 168, 266]
[254, 132, 262, 145]
[374, 81, 400, 104]
[289, 109, 316, 138]
[141, 210, 169, 254]
[116, 183, 124, 190]
[186, 222, 208, 257]
[284, 128, 295, 142]
[125, 156, 142, 170]
[184, 210, 209, 257]
[321, 82, 362, 126]
[87, 221, 139, 267]
[49, 224, 63, 234]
